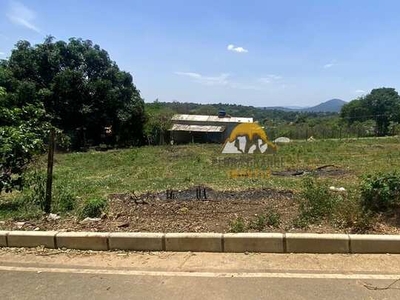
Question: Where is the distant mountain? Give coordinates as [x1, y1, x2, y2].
[263, 99, 347, 113]
[302, 99, 347, 113]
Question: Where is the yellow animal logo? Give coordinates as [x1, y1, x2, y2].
[222, 123, 277, 154]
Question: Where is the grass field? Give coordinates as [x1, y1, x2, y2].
[1, 136, 400, 233]
[49, 136, 400, 199]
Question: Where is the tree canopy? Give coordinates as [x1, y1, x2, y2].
[0, 37, 146, 193]
[341, 88, 400, 136]
[0, 36, 146, 148]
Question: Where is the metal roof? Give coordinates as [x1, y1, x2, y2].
[170, 124, 226, 133]
[171, 114, 253, 123]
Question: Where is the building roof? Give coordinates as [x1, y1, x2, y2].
[170, 124, 226, 133]
[171, 114, 253, 123]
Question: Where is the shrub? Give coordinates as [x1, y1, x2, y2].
[249, 209, 281, 231]
[20, 169, 77, 214]
[360, 172, 400, 212]
[266, 210, 281, 227]
[298, 176, 340, 223]
[54, 186, 76, 213]
[22, 169, 46, 210]
[79, 197, 107, 218]
[249, 214, 266, 231]
[229, 216, 246, 233]
[331, 190, 374, 233]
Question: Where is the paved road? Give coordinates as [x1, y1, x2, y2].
[0, 248, 400, 299]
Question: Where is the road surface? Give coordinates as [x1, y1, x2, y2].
[0, 247, 399, 299]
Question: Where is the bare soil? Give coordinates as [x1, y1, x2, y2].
[0, 186, 399, 234]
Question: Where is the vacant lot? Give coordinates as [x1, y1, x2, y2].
[1, 137, 400, 233]
[50, 137, 400, 196]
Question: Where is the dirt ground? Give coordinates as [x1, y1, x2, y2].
[1, 186, 399, 234]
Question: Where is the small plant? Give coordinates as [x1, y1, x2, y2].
[249, 214, 266, 231]
[229, 216, 246, 233]
[293, 216, 309, 229]
[79, 197, 107, 218]
[249, 210, 281, 231]
[298, 176, 340, 223]
[266, 210, 281, 227]
[360, 172, 400, 212]
[331, 190, 374, 232]
[22, 169, 46, 210]
[54, 186, 76, 212]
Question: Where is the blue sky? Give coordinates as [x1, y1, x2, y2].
[1, 0, 400, 107]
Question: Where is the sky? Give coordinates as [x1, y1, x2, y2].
[1, 0, 400, 107]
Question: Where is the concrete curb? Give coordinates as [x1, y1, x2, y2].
[286, 233, 349, 253]
[56, 232, 109, 251]
[109, 232, 163, 251]
[165, 233, 223, 252]
[8, 231, 57, 249]
[1, 231, 400, 253]
[224, 233, 283, 253]
[349, 234, 400, 254]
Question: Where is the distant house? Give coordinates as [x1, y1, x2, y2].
[169, 112, 253, 144]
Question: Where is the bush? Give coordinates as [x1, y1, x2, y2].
[360, 172, 400, 212]
[22, 169, 46, 210]
[79, 197, 107, 218]
[229, 216, 246, 233]
[249, 214, 266, 231]
[331, 190, 374, 233]
[249, 209, 281, 231]
[298, 176, 340, 223]
[19, 169, 77, 214]
[266, 210, 281, 227]
[54, 186, 76, 213]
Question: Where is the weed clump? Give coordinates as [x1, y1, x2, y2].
[229, 216, 246, 233]
[360, 172, 400, 212]
[295, 177, 374, 232]
[79, 197, 107, 218]
[298, 176, 340, 224]
[247, 209, 282, 231]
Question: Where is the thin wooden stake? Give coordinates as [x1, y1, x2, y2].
[44, 128, 55, 213]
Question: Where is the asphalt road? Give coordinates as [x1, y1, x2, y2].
[0, 248, 399, 299]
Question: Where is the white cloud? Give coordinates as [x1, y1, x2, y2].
[175, 71, 262, 90]
[7, 1, 41, 34]
[355, 89, 366, 93]
[229, 83, 262, 91]
[0, 52, 5, 56]
[175, 72, 230, 86]
[323, 63, 334, 68]
[258, 78, 271, 84]
[227, 44, 248, 53]
[258, 74, 282, 83]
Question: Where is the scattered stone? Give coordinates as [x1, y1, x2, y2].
[117, 222, 130, 228]
[0, 221, 5, 225]
[329, 186, 346, 192]
[34, 227, 40, 231]
[80, 217, 101, 224]
[15, 222, 26, 229]
[274, 137, 291, 144]
[179, 207, 189, 214]
[307, 136, 316, 142]
[47, 213, 61, 221]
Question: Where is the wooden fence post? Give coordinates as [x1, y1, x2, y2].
[44, 128, 55, 213]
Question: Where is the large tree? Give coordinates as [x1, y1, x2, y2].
[341, 88, 400, 136]
[0, 86, 47, 193]
[0, 36, 146, 148]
